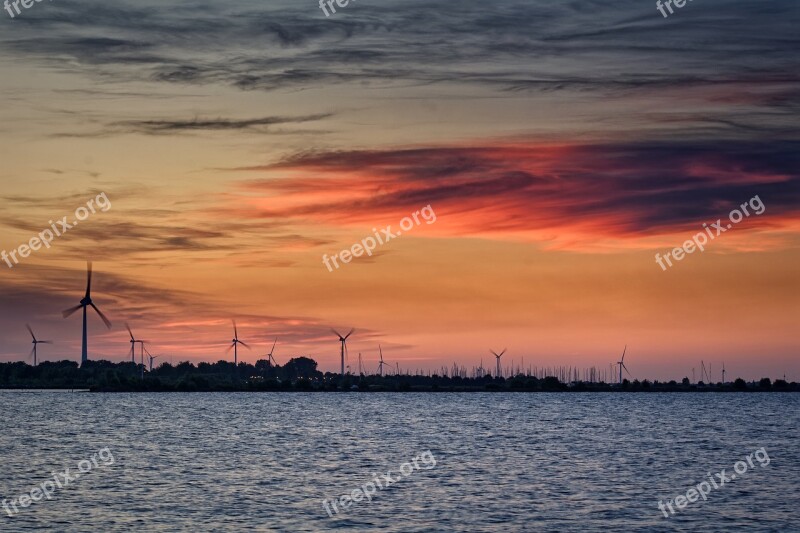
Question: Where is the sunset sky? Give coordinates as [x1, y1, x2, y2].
[0, 0, 797, 380]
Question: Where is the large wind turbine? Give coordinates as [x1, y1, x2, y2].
[490, 349, 506, 378]
[617, 345, 631, 384]
[62, 261, 112, 364]
[226, 320, 250, 366]
[332, 328, 354, 376]
[378, 345, 391, 377]
[26, 324, 51, 366]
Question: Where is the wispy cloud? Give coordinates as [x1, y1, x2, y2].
[50, 113, 333, 138]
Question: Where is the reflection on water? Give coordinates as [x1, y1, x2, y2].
[1, 392, 798, 532]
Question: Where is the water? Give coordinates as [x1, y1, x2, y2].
[1, 392, 797, 532]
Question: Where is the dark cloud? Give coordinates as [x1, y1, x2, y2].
[1, 0, 796, 98]
[232, 139, 800, 242]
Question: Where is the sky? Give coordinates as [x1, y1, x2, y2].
[0, 0, 798, 381]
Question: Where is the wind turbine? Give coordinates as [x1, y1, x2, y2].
[266, 337, 278, 366]
[377, 345, 391, 377]
[145, 346, 159, 372]
[701, 360, 709, 383]
[125, 323, 145, 363]
[62, 261, 112, 364]
[332, 328, 354, 376]
[722, 362, 726, 384]
[26, 324, 51, 366]
[490, 349, 506, 378]
[617, 345, 631, 384]
[226, 320, 250, 366]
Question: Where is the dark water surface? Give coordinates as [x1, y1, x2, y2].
[1, 392, 798, 532]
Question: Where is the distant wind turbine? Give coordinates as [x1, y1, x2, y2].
[265, 337, 278, 366]
[332, 328, 354, 376]
[226, 320, 250, 366]
[617, 345, 631, 384]
[125, 323, 146, 364]
[377, 345, 391, 377]
[490, 349, 506, 378]
[26, 324, 51, 366]
[146, 346, 159, 372]
[62, 261, 112, 364]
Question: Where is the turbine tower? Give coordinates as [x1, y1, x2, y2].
[332, 328, 354, 376]
[490, 349, 506, 378]
[617, 345, 631, 384]
[139, 341, 149, 379]
[722, 362, 726, 384]
[226, 320, 250, 366]
[62, 261, 112, 364]
[26, 324, 51, 366]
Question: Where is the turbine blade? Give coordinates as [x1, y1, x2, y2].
[126, 323, 135, 340]
[85, 261, 93, 298]
[621, 345, 627, 362]
[233, 319, 238, 339]
[344, 328, 355, 339]
[29, 347, 35, 358]
[331, 328, 342, 338]
[90, 303, 112, 329]
[239, 341, 251, 349]
[623, 364, 632, 377]
[225, 343, 234, 354]
[40, 341, 53, 344]
[26, 323, 36, 341]
[500, 349, 507, 356]
[490, 350, 498, 357]
[270, 338, 277, 354]
[62, 304, 83, 318]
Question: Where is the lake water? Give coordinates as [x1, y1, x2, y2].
[1, 392, 797, 532]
